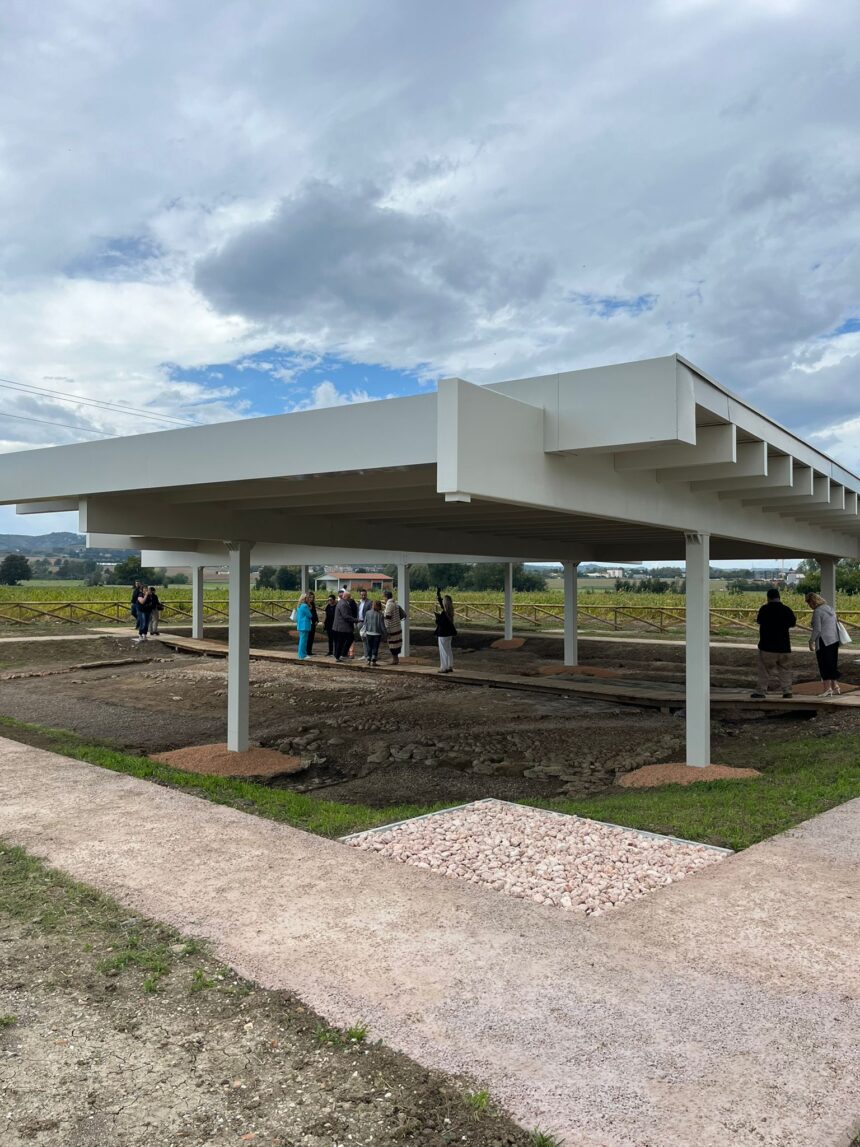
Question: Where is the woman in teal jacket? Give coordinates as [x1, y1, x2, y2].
[296, 594, 313, 660]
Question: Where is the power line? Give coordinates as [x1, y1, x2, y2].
[0, 375, 197, 428]
[0, 408, 115, 437]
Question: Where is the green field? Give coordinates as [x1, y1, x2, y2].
[2, 583, 857, 638]
[0, 584, 851, 610]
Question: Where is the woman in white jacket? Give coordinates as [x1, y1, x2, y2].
[805, 592, 841, 696]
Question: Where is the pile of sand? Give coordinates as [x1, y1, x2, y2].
[618, 762, 761, 788]
[151, 742, 304, 779]
[490, 638, 526, 650]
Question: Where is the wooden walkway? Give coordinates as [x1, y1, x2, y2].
[153, 632, 860, 714]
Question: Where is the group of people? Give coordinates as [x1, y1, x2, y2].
[292, 585, 458, 672]
[129, 576, 848, 689]
[129, 580, 162, 642]
[754, 587, 847, 698]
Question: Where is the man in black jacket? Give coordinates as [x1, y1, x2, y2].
[751, 587, 796, 699]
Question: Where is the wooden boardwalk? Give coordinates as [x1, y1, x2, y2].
[154, 632, 860, 714]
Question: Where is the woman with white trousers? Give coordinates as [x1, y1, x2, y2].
[434, 587, 457, 673]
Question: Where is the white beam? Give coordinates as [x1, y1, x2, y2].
[685, 532, 711, 767]
[504, 563, 513, 640]
[819, 556, 837, 605]
[227, 541, 251, 752]
[300, 565, 308, 594]
[659, 440, 767, 484]
[759, 473, 832, 512]
[0, 395, 438, 504]
[83, 496, 567, 562]
[15, 498, 80, 514]
[706, 454, 793, 495]
[614, 425, 736, 473]
[489, 354, 697, 454]
[735, 466, 815, 505]
[563, 560, 578, 666]
[136, 541, 549, 567]
[398, 563, 411, 658]
[792, 490, 857, 523]
[191, 565, 205, 640]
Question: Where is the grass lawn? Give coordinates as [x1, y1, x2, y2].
[1, 716, 858, 851]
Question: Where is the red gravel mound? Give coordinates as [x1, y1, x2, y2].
[619, 762, 761, 788]
[152, 743, 304, 778]
[490, 638, 526, 650]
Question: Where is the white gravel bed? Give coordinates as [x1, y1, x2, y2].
[346, 800, 728, 915]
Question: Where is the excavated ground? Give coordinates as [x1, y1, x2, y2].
[1, 628, 858, 806]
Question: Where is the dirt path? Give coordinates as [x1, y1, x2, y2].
[1, 736, 857, 1147]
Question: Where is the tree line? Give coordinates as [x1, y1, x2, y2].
[254, 562, 548, 592]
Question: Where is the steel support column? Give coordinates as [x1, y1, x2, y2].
[504, 563, 514, 640]
[398, 562, 411, 657]
[227, 541, 251, 752]
[563, 560, 579, 666]
[191, 565, 205, 640]
[300, 564, 308, 594]
[685, 532, 711, 766]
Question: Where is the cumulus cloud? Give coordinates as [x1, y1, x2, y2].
[194, 181, 553, 362]
[286, 380, 375, 411]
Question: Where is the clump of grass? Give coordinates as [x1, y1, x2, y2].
[190, 968, 216, 993]
[530, 1131, 565, 1147]
[464, 1088, 490, 1114]
[0, 1014, 18, 1028]
[315, 1021, 369, 1047]
[315, 1023, 342, 1046]
[98, 933, 172, 990]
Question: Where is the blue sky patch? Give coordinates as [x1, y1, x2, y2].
[64, 233, 163, 280]
[572, 292, 658, 318]
[829, 316, 860, 337]
[165, 349, 435, 418]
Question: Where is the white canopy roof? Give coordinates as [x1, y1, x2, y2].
[4, 354, 858, 562]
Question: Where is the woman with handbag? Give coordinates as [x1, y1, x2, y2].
[383, 589, 404, 664]
[805, 591, 842, 696]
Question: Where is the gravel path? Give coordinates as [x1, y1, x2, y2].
[347, 800, 727, 915]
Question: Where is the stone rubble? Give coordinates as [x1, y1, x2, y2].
[347, 800, 726, 915]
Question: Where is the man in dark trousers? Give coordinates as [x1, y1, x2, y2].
[332, 590, 358, 662]
[751, 586, 796, 699]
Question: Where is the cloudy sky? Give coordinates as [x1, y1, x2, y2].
[2, 0, 859, 543]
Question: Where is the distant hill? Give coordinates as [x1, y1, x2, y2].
[0, 532, 135, 558]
